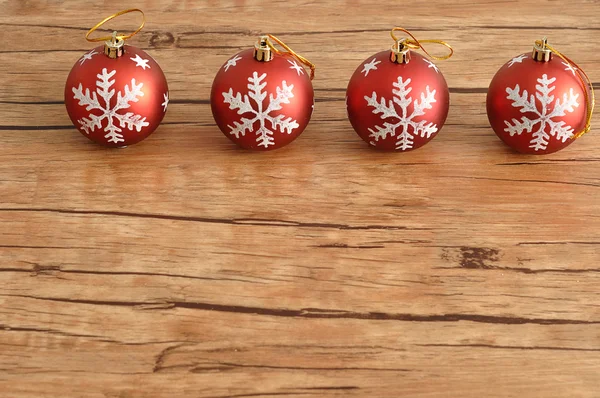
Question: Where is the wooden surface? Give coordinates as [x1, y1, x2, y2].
[1, 1, 599, 396]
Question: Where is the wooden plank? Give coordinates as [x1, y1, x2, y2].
[0, 0, 599, 397]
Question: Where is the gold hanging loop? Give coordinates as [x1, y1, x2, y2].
[266, 34, 316, 80]
[85, 9, 145, 43]
[534, 39, 595, 139]
[390, 27, 453, 61]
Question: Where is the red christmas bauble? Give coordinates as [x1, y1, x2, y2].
[487, 53, 587, 154]
[65, 45, 169, 147]
[211, 48, 314, 150]
[346, 51, 449, 151]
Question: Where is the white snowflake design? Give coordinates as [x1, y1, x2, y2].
[562, 61, 578, 76]
[361, 58, 381, 77]
[131, 54, 151, 70]
[79, 49, 98, 66]
[288, 59, 305, 76]
[222, 72, 299, 148]
[364, 76, 438, 150]
[423, 58, 439, 73]
[504, 74, 579, 151]
[224, 55, 242, 72]
[508, 54, 528, 68]
[72, 68, 149, 144]
[162, 92, 169, 112]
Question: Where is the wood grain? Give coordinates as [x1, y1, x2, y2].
[1, 1, 599, 397]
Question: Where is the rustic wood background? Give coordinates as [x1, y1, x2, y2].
[1, 1, 599, 397]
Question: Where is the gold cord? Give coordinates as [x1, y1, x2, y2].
[85, 9, 145, 43]
[536, 39, 595, 139]
[390, 27, 453, 61]
[266, 34, 316, 80]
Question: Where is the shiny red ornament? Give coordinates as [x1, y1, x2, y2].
[346, 51, 449, 151]
[487, 53, 587, 154]
[65, 45, 169, 147]
[211, 48, 314, 151]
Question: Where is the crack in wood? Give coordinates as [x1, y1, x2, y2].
[517, 241, 600, 246]
[0, 86, 559, 106]
[0, 265, 267, 284]
[0, 324, 110, 341]
[2, 22, 600, 32]
[187, 362, 412, 373]
[0, 207, 432, 231]
[442, 175, 600, 188]
[0, 125, 74, 131]
[255, 344, 407, 352]
[203, 392, 317, 398]
[0, 244, 97, 250]
[4, 294, 598, 325]
[311, 243, 385, 249]
[417, 343, 600, 352]
[153, 354, 411, 373]
[153, 342, 194, 373]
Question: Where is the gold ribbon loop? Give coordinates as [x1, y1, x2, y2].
[86, 9, 145, 43]
[535, 39, 595, 139]
[391, 27, 453, 61]
[266, 34, 316, 80]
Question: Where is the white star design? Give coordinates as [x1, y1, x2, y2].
[224, 55, 242, 72]
[562, 61, 578, 76]
[79, 49, 98, 65]
[162, 92, 169, 112]
[131, 54, 151, 70]
[361, 58, 381, 77]
[288, 59, 305, 76]
[423, 58, 439, 73]
[508, 54, 528, 68]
